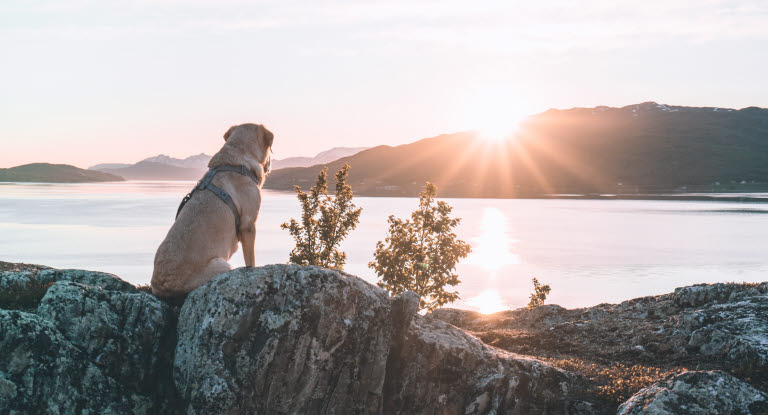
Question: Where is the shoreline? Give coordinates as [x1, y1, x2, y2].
[4, 180, 768, 202]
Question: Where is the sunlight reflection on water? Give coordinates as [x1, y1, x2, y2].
[465, 207, 519, 272]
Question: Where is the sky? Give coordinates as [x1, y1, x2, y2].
[2, 0, 767, 168]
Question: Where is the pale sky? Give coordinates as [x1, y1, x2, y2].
[2, 0, 767, 168]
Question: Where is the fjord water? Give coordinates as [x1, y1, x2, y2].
[2, 181, 767, 312]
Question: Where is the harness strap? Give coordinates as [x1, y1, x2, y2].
[175, 164, 259, 234]
[205, 182, 241, 230]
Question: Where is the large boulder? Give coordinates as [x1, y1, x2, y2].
[174, 265, 393, 414]
[384, 315, 590, 414]
[37, 280, 176, 403]
[0, 310, 152, 414]
[617, 370, 768, 414]
[0, 268, 179, 414]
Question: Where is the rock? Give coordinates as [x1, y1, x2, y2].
[430, 307, 487, 328]
[681, 293, 768, 379]
[0, 309, 152, 414]
[432, 282, 768, 392]
[384, 315, 589, 414]
[37, 280, 175, 402]
[36, 268, 136, 292]
[174, 265, 590, 414]
[8, 261, 768, 414]
[0, 271, 33, 290]
[672, 283, 739, 308]
[617, 371, 768, 414]
[174, 265, 393, 414]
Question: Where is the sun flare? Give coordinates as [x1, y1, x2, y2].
[464, 290, 509, 315]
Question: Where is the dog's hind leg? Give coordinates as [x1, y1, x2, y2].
[181, 258, 232, 293]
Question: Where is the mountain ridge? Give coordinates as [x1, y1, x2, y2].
[0, 163, 124, 183]
[89, 147, 368, 180]
[264, 102, 768, 197]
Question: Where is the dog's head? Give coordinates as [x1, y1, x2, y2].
[221, 123, 274, 175]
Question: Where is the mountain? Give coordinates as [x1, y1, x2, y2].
[89, 163, 131, 170]
[264, 102, 768, 197]
[95, 161, 207, 181]
[89, 147, 367, 180]
[139, 153, 212, 169]
[0, 163, 124, 183]
[90, 153, 211, 181]
[271, 147, 368, 170]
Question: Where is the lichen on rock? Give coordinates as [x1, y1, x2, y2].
[617, 370, 768, 414]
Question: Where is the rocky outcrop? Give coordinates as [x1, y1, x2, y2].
[384, 315, 591, 414]
[433, 283, 768, 383]
[0, 310, 153, 414]
[174, 265, 589, 414]
[2, 262, 767, 414]
[38, 281, 177, 406]
[174, 265, 393, 414]
[0, 266, 177, 414]
[617, 371, 768, 414]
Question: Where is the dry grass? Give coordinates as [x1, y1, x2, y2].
[544, 357, 682, 407]
[135, 284, 153, 293]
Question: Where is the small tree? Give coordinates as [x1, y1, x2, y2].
[527, 277, 551, 309]
[281, 163, 362, 270]
[369, 182, 471, 312]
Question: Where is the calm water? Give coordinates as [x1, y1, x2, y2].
[2, 181, 767, 312]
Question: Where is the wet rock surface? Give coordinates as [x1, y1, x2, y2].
[617, 370, 768, 415]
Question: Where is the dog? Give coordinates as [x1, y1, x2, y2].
[151, 123, 273, 299]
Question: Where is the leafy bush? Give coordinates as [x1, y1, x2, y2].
[369, 182, 471, 312]
[281, 163, 362, 270]
[527, 277, 551, 309]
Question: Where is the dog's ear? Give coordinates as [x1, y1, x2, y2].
[223, 125, 236, 142]
[261, 126, 274, 148]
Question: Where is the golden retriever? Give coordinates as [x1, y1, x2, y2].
[151, 123, 273, 298]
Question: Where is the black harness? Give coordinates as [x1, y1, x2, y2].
[176, 165, 261, 234]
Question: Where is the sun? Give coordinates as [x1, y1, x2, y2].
[477, 124, 515, 142]
[461, 87, 531, 142]
[464, 290, 509, 315]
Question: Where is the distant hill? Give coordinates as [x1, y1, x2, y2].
[272, 147, 368, 170]
[95, 161, 207, 181]
[90, 153, 211, 180]
[264, 102, 768, 197]
[0, 163, 124, 183]
[89, 147, 367, 180]
[89, 163, 131, 170]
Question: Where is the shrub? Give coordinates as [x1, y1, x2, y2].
[369, 182, 471, 312]
[527, 277, 551, 309]
[281, 163, 362, 270]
